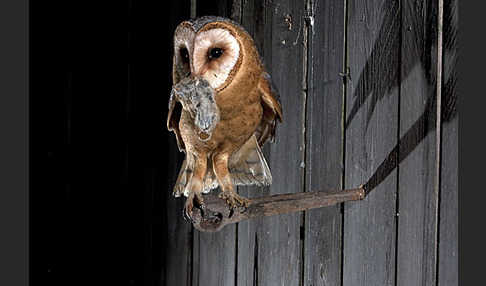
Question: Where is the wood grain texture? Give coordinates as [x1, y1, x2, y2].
[192, 216, 237, 286]
[257, 1, 306, 284]
[396, 0, 439, 285]
[438, 0, 458, 285]
[235, 0, 307, 285]
[343, 0, 400, 285]
[303, 0, 345, 285]
[193, 230, 237, 286]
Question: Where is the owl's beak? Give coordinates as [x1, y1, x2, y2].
[197, 65, 209, 77]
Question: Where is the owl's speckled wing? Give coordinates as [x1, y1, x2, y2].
[256, 72, 283, 147]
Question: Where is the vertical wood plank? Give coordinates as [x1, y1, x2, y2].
[191, 3, 237, 286]
[438, 0, 458, 285]
[234, 1, 265, 285]
[343, 0, 400, 285]
[303, 0, 345, 285]
[396, 0, 440, 285]
[257, 0, 306, 282]
[236, 0, 306, 285]
[193, 227, 237, 286]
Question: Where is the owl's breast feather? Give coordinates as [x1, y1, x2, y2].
[176, 76, 262, 153]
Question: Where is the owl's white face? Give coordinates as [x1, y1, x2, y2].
[193, 28, 240, 89]
[173, 23, 241, 90]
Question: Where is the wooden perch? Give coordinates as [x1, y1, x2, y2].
[187, 186, 366, 232]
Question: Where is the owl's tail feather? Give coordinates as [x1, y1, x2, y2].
[228, 134, 272, 188]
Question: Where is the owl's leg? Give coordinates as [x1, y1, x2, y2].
[184, 153, 207, 218]
[212, 152, 250, 208]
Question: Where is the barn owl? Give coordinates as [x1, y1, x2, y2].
[167, 16, 283, 217]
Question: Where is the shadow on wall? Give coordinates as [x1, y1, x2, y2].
[344, 1, 457, 194]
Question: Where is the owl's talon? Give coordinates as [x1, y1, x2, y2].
[184, 193, 205, 220]
[184, 199, 194, 221]
[173, 186, 183, 198]
[219, 191, 250, 209]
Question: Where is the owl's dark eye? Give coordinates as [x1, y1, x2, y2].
[180, 48, 189, 64]
[208, 48, 224, 60]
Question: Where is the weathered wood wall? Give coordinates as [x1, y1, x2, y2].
[164, 0, 458, 285]
[37, 0, 457, 285]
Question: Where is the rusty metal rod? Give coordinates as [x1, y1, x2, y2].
[187, 186, 366, 232]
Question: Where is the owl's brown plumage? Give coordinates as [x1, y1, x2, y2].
[167, 16, 282, 215]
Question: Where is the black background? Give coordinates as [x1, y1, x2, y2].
[31, 1, 189, 285]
